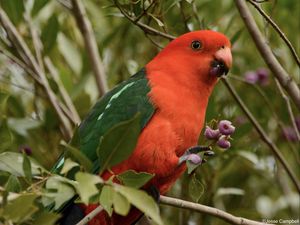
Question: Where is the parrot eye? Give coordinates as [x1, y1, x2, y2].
[191, 40, 202, 50]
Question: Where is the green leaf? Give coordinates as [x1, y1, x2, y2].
[41, 15, 59, 54]
[31, 0, 49, 17]
[99, 185, 114, 216]
[0, 0, 25, 25]
[57, 33, 82, 74]
[186, 159, 199, 175]
[113, 191, 130, 216]
[0, 92, 9, 115]
[148, 13, 164, 27]
[0, 152, 45, 177]
[2, 193, 38, 222]
[186, 152, 206, 174]
[5, 175, 21, 192]
[44, 175, 77, 210]
[33, 211, 61, 225]
[75, 172, 103, 204]
[61, 141, 93, 172]
[188, 174, 204, 202]
[60, 158, 79, 175]
[23, 154, 32, 182]
[117, 170, 154, 188]
[216, 187, 245, 197]
[97, 113, 141, 173]
[0, 118, 13, 152]
[115, 185, 163, 225]
[230, 28, 243, 46]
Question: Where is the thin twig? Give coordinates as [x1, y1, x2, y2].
[235, 0, 300, 110]
[114, 0, 176, 40]
[274, 79, 300, 141]
[248, 0, 300, 67]
[0, 7, 73, 140]
[25, 10, 45, 73]
[75, 205, 103, 225]
[222, 78, 300, 193]
[179, 1, 190, 32]
[44, 57, 81, 125]
[134, 0, 156, 23]
[0, 48, 42, 84]
[160, 195, 270, 225]
[71, 0, 109, 96]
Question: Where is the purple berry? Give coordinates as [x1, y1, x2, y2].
[256, 68, 269, 86]
[218, 120, 235, 135]
[204, 126, 220, 140]
[19, 145, 32, 155]
[217, 136, 231, 149]
[187, 154, 202, 165]
[282, 127, 298, 142]
[244, 71, 258, 84]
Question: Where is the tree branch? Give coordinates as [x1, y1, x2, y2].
[248, 0, 300, 67]
[274, 79, 300, 141]
[159, 195, 271, 225]
[71, 0, 109, 96]
[76, 205, 103, 225]
[0, 7, 73, 140]
[235, 0, 300, 110]
[222, 78, 300, 193]
[75, 195, 270, 225]
[44, 57, 81, 125]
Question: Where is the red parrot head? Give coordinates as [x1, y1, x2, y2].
[147, 30, 232, 87]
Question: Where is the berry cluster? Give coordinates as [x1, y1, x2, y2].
[204, 120, 235, 149]
[244, 68, 269, 86]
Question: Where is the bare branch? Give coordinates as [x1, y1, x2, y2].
[75, 195, 270, 225]
[274, 79, 300, 141]
[75, 205, 103, 225]
[248, 0, 300, 67]
[71, 0, 109, 96]
[44, 57, 81, 125]
[235, 0, 300, 110]
[0, 7, 73, 140]
[222, 78, 300, 193]
[160, 195, 271, 225]
[24, 10, 45, 73]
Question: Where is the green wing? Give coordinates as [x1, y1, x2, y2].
[78, 68, 155, 172]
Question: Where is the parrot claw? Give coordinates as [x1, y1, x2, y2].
[204, 150, 215, 157]
[186, 146, 212, 154]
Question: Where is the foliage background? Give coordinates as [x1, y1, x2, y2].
[0, 0, 299, 224]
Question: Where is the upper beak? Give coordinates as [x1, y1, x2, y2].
[214, 46, 232, 70]
[211, 46, 232, 77]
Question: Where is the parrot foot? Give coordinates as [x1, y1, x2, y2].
[146, 185, 160, 203]
[178, 146, 214, 166]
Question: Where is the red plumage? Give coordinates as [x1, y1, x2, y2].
[84, 30, 232, 225]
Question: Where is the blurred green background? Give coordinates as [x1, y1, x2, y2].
[0, 0, 299, 224]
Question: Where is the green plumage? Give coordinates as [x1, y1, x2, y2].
[55, 68, 155, 173]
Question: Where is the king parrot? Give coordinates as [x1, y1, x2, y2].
[59, 30, 232, 225]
